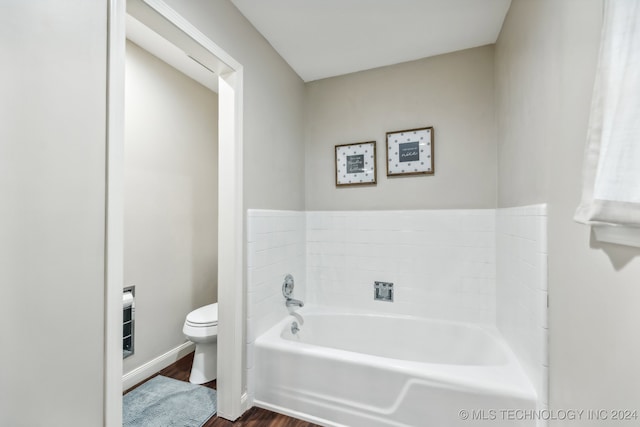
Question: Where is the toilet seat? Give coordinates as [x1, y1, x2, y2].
[185, 303, 218, 328]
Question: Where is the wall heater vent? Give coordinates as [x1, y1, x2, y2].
[123, 286, 135, 359]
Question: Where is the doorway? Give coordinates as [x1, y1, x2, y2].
[106, 0, 245, 425]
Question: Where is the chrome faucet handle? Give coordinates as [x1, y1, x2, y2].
[291, 321, 300, 334]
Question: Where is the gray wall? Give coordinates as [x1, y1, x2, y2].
[164, 0, 307, 211]
[495, 0, 557, 206]
[305, 46, 496, 210]
[123, 41, 218, 373]
[162, 0, 307, 400]
[496, 0, 640, 422]
[8, 0, 640, 423]
[1, 0, 306, 423]
[0, 2, 107, 426]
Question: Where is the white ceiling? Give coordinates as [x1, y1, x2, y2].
[231, 0, 512, 82]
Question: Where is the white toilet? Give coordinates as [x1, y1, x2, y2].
[183, 303, 218, 384]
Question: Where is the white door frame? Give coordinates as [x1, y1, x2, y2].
[105, 0, 246, 425]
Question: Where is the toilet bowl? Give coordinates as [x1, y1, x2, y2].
[183, 303, 218, 384]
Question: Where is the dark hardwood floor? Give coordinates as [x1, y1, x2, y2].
[125, 352, 320, 427]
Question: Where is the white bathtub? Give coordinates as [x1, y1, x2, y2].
[254, 306, 538, 427]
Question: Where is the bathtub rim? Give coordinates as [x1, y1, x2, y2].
[255, 305, 538, 402]
[280, 305, 512, 365]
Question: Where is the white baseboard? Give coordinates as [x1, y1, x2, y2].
[122, 341, 195, 391]
[241, 391, 251, 414]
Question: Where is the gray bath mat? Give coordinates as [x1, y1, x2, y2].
[123, 375, 217, 427]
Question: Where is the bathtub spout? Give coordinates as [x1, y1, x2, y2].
[286, 298, 304, 308]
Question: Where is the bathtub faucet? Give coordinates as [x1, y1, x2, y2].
[286, 297, 304, 308]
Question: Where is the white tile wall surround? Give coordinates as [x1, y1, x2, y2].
[246, 207, 548, 412]
[496, 204, 548, 406]
[246, 209, 306, 404]
[306, 209, 497, 324]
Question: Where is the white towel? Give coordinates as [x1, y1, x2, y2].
[575, 0, 640, 226]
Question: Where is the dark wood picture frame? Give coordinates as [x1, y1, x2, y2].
[335, 141, 377, 187]
[386, 126, 434, 177]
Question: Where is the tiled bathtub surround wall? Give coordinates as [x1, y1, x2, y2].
[246, 207, 548, 409]
[496, 204, 548, 406]
[246, 210, 306, 404]
[306, 210, 496, 324]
